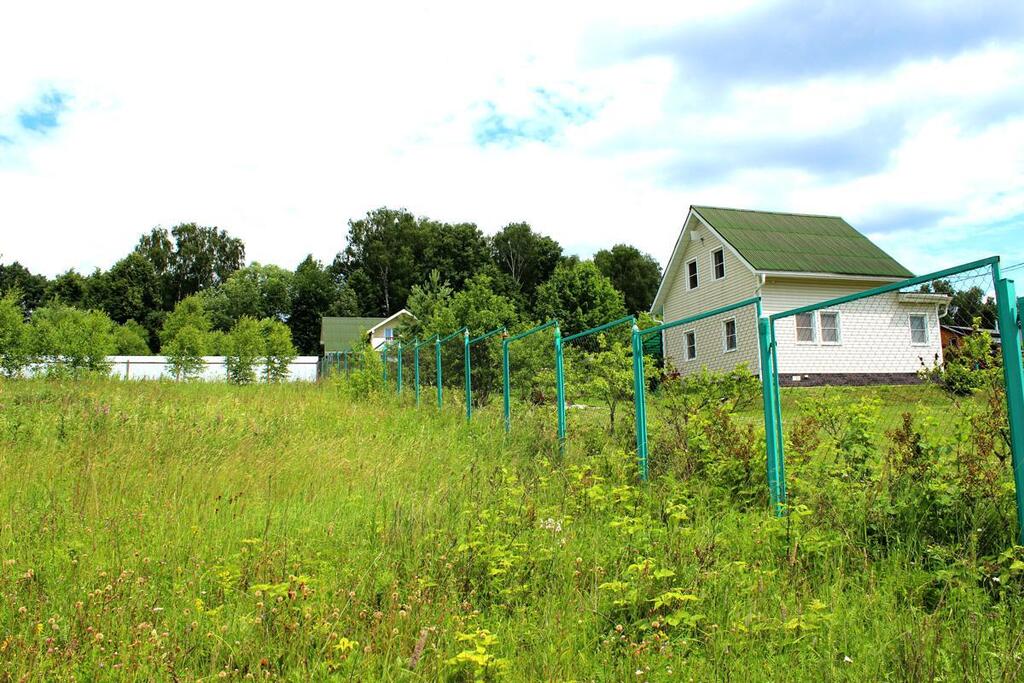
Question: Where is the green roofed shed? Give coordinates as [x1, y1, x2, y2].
[692, 206, 913, 278]
[320, 316, 384, 353]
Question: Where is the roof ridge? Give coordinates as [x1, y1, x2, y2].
[693, 205, 844, 221]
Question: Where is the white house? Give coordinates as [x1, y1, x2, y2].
[650, 206, 949, 386]
[366, 309, 417, 349]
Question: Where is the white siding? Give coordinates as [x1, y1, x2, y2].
[661, 217, 760, 376]
[763, 278, 944, 375]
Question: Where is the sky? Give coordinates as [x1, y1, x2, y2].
[1, 0, 1023, 281]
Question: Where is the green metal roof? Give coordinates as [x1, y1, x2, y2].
[320, 316, 383, 352]
[692, 206, 913, 278]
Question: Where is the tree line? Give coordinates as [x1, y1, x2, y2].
[0, 207, 664, 356]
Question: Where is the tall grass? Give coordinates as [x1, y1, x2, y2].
[0, 378, 1021, 680]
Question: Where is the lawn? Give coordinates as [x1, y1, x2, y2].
[1, 378, 1021, 680]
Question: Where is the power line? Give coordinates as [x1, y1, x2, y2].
[1002, 261, 1024, 273]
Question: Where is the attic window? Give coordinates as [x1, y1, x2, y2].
[712, 249, 725, 280]
[687, 259, 699, 289]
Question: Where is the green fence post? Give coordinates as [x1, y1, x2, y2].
[396, 341, 403, 396]
[414, 341, 420, 406]
[436, 338, 443, 410]
[769, 321, 787, 505]
[995, 277, 1024, 543]
[464, 329, 472, 422]
[758, 313, 783, 515]
[555, 324, 566, 454]
[632, 323, 649, 481]
[502, 336, 511, 433]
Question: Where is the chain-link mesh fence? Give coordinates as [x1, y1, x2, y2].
[637, 298, 765, 484]
[502, 322, 559, 433]
[767, 257, 1023, 545]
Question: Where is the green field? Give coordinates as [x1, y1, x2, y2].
[1, 379, 1021, 681]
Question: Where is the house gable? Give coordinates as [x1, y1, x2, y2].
[652, 206, 913, 315]
[657, 214, 761, 375]
[652, 210, 758, 315]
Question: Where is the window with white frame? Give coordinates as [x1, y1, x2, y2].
[712, 248, 725, 280]
[384, 327, 395, 340]
[723, 318, 737, 352]
[909, 314, 929, 345]
[819, 311, 840, 344]
[795, 312, 816, 343]
[685, 331, 697, 360]
[687, 259, 699, 289]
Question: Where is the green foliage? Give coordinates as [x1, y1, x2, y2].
[164, 325, 209, 380]
[343, 344, 386, 397]
[923, 318, 1001, 396]
[224, 316, 264, 385]
[335, 207, 492, 317]
[288, 255, 355, 355]
[134, 223, 246, 306]
[0, 261, 48, 314]
[262, 319, 297, 382]
[29, 304, 116, 377]
[489, 222, 562, 310]
[0, 380, 1020, 680]
[535, 260, 626, 338]
[411, 274, 520, 401]
[113, 319, 152, 355]
[593, 244, 662, 315]
[97, 252, 162, 326]
[159, 294, 213, 349]
[646, 366, 763, 496]
[0, 291, 30, 377]
[203, 263, 294, 331]
[570, 335, 657, 434]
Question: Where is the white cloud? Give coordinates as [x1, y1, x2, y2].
[1, 0, 1022, 280]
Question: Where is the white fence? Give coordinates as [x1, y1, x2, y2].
[108, 356, 320, 381]
[21, 356, 320, 381]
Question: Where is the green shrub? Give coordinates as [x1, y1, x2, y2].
[0, 291, 30, 377]
[30, 304, 116, 378]
[114, 320, 151, 355]
[224, 317, 264, 385]
[165, 325, 209, 380]
[262, 319, 296, 382]
[922, 319, 1001, 396]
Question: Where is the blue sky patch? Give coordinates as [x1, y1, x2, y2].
[474, 89, 597, 147]
[17, 90, 69, 133]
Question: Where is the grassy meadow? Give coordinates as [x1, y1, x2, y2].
[1, 377, 1022, 681]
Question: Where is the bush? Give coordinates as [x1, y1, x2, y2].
[922, 319, 1001, 396]
[30, 305, 116, 378]
[114, 320, 152, 355]
[224, 317, 264, 385]
[0, 292, 30, 377]
[262, 319, 296, 382]
[165, 325, 209, 380]
[160, 295, 212, 350]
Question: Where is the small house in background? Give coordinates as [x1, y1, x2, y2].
[651, 206, 950, 386]
[319, 309, 416, 354]
[940, 324, 1001, 350]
